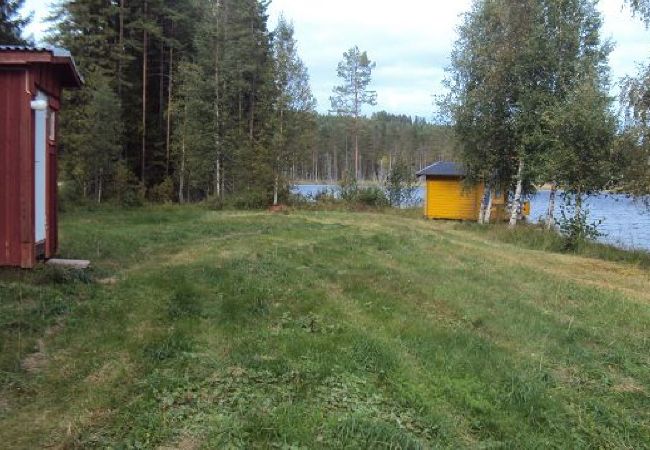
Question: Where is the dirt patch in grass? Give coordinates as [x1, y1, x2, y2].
[85, 355, 132, 385]
[20, 318, 66, 374]
[612, 377, 646, 394]
[157, 435, 201, 450]
[21, 339, 48, 374]
[97, 276, 118, 285]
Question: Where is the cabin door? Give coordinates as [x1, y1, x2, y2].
[34, 91, 48, 243]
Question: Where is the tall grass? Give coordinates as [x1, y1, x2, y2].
[1, 206, 649, 448]
[458, 221, 650, 268]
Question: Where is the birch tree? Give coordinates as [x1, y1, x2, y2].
[446, 0, 611, 227]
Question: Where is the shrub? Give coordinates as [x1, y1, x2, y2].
[385, 160, 418, 207]
[114, 162, 145, 207]
[207, 189, 270, 210]
[149, 177, 175, 203]
[558, 194, 603, 251]
[356, 187, 389, 207]
[339, 175, 360, 203]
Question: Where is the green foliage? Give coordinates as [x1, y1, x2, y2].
[355, 187, 389, 208]
[625, 0, 650, 25]
[543, 81, 616, 196]
[0, 0, 31, 44]
[209, 189, 270, 210]
[620, 61, 650, 199]
[558, 194, 603, 250]
[114, 161, 145, 207]
[331, 46, 378, 179]
[330, 46, 378, 117]
[149, 177, 175, 203]
[445, 0, 612, 198]
[58, 69, 124, 204]
[338, 174, 360, 203]
[334, 176, 389, 208]
[384, 159, 418, 207]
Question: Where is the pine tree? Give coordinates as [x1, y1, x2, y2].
[330, 46, 378, 180]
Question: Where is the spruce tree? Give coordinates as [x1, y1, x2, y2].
[272, 15, 316, 204]
[0, 0, 31, 45]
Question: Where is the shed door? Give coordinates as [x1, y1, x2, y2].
[426, 178, 479, 220]
[34, 91, 48, 243]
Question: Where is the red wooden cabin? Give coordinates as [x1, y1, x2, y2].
[0, 46, 83, 268]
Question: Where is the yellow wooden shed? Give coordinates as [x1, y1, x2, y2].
[416, 162, 508, 221]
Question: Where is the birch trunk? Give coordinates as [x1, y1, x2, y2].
[479, 184, 493, 224]
[478, 188, 488, 224]
[141, 0, 148, 184]
[179, 105, 187, 204]
[354, 127, 359, 180]
[508, 158, 525, 229]
[273, 109, 284, 206]
[213, 1, 222, 198]
[179, 135, 185, 203]
[165, 45, 173, 176]
[97, 168, 103, 204]
[118, 0, 124, 97]
[484, 188, 494, 224]
[575, 189, 583, 223]
[546, 182, 558, 230]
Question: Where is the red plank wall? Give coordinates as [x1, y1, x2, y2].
[0, 69, 31, 267]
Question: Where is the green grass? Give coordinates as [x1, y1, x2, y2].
[1, 206, 649, 448]
[457, 221, 650, 268]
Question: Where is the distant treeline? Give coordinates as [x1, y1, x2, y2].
[301, 113, 456, 183]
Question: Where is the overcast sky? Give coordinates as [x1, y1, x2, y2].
[23, 0, 650, 119]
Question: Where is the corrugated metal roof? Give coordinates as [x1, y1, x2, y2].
[0, 45, 83, 84]
[416, 161, 466, 177]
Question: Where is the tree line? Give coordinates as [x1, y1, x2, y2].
[6, 0, 650, 227]
[2, 0, 457, 208]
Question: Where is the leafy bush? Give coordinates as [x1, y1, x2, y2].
[313, 189, 340, 204]
[338, 175, 360, 203]
[114, 162, 145, 207]
[208, 189, 269, 210]
[385, 160, 418, 207]
[558, 194, 603, 250]
[336, 175, 389, 208]
[149, 177, 175, 203]
[356, 186, 389, 207]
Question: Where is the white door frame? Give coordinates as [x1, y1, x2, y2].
[33, 91, 48, 244]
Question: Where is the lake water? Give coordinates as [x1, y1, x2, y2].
[294, 184, 650, 251]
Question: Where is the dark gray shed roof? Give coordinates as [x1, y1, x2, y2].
[0, 45, 84, 85]
[0, 45, 72, 58]
[416, 161, 466, 177]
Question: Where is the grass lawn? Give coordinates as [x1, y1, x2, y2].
[1, 206, 649, 448]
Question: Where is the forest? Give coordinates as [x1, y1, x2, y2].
[3, 0, 456, 207]
[2, 0, 650, 226]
